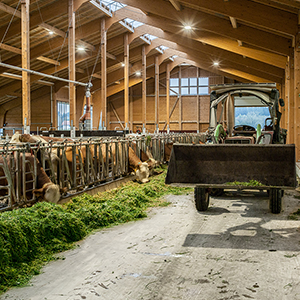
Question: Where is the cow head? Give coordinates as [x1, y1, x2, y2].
[33, 182, 61, 204]
[10, 132, 22, 143]
[136, 161, 150, 183]
[146, 158, 160, 170]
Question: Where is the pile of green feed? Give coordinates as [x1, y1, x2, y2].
[0, 166, 191, 294]
[226, 180, 263, 187]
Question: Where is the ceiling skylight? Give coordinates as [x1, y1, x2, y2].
[122, 18, 143, 29]
[99, 0, 126, 12]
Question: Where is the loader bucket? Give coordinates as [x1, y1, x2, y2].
[165, 143, 297, 188]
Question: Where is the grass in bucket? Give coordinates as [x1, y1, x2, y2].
[0, 165, 191, 294]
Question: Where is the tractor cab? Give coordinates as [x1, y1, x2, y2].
[208, 83, 286, 144]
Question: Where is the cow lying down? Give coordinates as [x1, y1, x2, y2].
[0, 153, 61, 205]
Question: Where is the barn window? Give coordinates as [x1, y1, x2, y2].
[198, 77, 209, 95]
[57, 101, 70, 130]
[170, 76, 209, 96]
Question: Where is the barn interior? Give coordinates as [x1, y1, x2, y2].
[0, 1, 298, 151]
[2, 1, 300, 296]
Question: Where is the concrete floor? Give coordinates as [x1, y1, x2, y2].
[1, 189, 300, 300]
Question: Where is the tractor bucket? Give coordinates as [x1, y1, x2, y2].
[165, 143, 297, 188]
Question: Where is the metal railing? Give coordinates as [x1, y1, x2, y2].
[0, 133, 204, 211]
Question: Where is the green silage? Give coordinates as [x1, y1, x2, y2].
[0, 167, 191, 294]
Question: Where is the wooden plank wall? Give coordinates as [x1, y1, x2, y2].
[3, 67, 230, 133]
[101, 66, 228, 133]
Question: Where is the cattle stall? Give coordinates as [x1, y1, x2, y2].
[0, 133, 203, 211]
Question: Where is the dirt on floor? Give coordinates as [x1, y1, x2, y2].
[2, 189, 300, 300]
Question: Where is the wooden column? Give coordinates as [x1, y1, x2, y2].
[142, 45, 147, 129]
[124, 33, 129, 129]
[166, 63, 170, 129]
[155, 56, 159, 130]
[52, 89, 57, 128]
[21, 0, 30, 127]
[130, 87, 133, 131]
[196, 68, 200, 132]
[294, 29, 300, 160]
[179, 66, 182, 131]
[287, 55, 295, 145]
[68, 0, 76, 129]
[101, 18, 107, 128]
[280, 81, 286, 130]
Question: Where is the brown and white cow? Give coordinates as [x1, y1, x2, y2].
[10, 133, 60, 176]
[127, 146, 150, 183]
[0, 153, 61, 204]
[130, 142, 159, 170]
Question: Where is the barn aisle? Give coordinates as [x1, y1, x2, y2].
[1, 190, 300, 300]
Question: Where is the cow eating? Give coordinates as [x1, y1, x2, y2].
[0, 152, 61, 205]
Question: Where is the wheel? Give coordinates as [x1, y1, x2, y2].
[269, 188, 282, 214]
[194, 187, 210, 211]
[210, 188, 224, 197]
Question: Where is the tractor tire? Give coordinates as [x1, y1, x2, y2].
[194, 187, 210, 211]
[269, 188, 282, 214]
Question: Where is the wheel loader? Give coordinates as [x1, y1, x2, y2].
[165, 83, 297, 214]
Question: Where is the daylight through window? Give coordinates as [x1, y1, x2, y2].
[170, 77, 209, 96]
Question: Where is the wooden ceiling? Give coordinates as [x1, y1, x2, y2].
[0, 0, 297, 106]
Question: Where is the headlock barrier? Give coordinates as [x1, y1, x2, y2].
[0, 133, 204, 211]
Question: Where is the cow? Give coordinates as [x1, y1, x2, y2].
[10, 134, 151, 184]
[9, 133, 60, 179]
[0, 152, 61, 205]
[127, 146, 150, 183]
[130, 142, 159, 170]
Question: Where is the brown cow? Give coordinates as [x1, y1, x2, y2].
[127, 147, 149, 183]
[10, 133, 60, 177]
[0, 153, 61, 204]
[130, 142, 159, 170]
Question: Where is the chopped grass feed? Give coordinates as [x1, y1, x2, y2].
[0, 166, 191, 294]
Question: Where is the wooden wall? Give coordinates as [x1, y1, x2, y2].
[2, 66, 230, 133]
[98, 66, 228, 133]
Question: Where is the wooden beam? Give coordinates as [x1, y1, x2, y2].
[196, 67, 200, 132]
[229, 17, 238, 29]
[68, 0, 76, 128]
[286, 55, 294, 144]
[166, 63, 170, 129]
[142, 45, 147, 127]
[0, 0, 65, 44]
[76, 39, 95, 52]
[109, 102, 124, 130]
[76, 67, 86, 74]
[294, 28, 300, 160]
[124, 33, 129, 129]
[37, 79, 55, 86]
[0, 2, 21, 18]
[117, 0, 292, 56]
[37, 56, 60, 66]
[0, 43, 21, 54]
[169, 0, 182, 11]
[0, 72, 22, 80]
[101, 18, 107, 128]
[155, 55, 159, 128]
[92, 73, 101, 79]
[39, 22, 65, 37]
[178, 0, 297, 36]
[179, 65, 182, 131]
[21, 0, 30, 127]
[40, 22, 95, 52]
